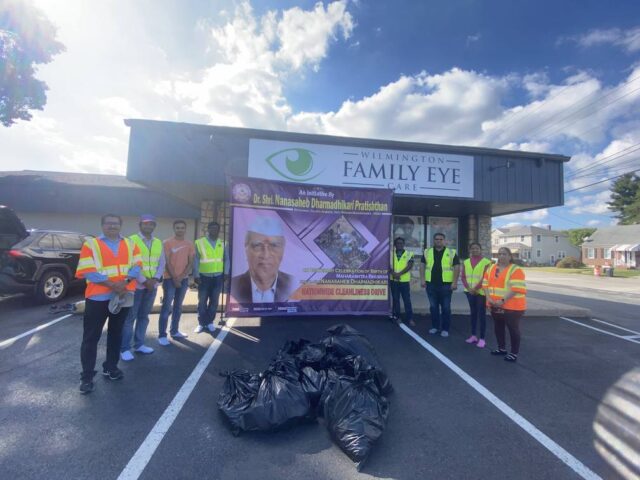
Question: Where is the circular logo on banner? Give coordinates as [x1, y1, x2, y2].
[232, 183, 252, 203]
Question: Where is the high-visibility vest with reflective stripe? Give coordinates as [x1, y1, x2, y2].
[463, 257, 492, 295]
[129, 234, 163, 279]
[482, 263, 527, 311]
[424, 247, 457, 282]
[391, 250, 413, 282]
[75, 238, 141, 298]
[195, 237, 224, 274]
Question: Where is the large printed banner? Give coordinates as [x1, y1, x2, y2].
[227, 177, 393, 316]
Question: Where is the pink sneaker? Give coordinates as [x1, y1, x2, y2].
[477, 339, 486, 348]
[465, 335, 478, 344]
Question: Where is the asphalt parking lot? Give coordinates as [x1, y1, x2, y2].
[0, 299, 637, 479]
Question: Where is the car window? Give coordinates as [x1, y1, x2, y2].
[57, 234, 83, 250]
[36, 234, 54, 249]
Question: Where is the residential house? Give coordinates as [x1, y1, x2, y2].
[581, 224, 640, 270]
[491, 225, 580, 265]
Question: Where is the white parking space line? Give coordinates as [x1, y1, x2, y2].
[0, 314, 74, 349]
[399, 323, 602, 480]
[559, 317, 640, 345]
[118, 318, 236, 480]
[590, 317, 640, 336]
[626, 335, 640, 340]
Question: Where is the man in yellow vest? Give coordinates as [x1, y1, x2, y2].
[120, 214, 166, 361]
[420, 232, 460, 337]
[193, 221, 227, 333]
[389, 237, 415, 326]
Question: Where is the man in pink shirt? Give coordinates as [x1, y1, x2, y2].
[158, 220, 195, 345]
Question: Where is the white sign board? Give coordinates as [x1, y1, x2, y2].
[248, 139, 474, 197]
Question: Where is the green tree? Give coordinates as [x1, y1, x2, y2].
[566, 228, 596, 247]
[1, 0, 64, 127]
[607, 173, 640, 225]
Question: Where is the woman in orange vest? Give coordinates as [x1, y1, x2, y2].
[482, 247, 526, 362]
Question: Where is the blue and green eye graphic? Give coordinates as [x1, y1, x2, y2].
[264, 148, 323, 182]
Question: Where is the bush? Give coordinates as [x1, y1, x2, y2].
[556, 256, 582, 268]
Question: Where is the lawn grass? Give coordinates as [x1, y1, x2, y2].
[525, 267, 640, 278]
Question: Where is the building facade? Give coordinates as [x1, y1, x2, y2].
[582, 224, 640, 269]
[124, 120, 570, 289]
[491, 225, 580, 265]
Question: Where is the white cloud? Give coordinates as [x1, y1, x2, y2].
[587, 219, 601, 226]
[159, 1, 353, 128]
[494, 208, 549, 226]
[563, 26, 640, 53]
[566, 190, 611, 215]
[466, 33, 481, 45]
[288, 68, 509, 144]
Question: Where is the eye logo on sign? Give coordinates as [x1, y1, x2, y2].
[265, 148, 323, 182]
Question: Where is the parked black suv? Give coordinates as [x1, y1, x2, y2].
[0, 206, 91, 303]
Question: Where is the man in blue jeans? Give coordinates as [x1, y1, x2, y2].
[420, 232, 460, 337]
[193, 222, 228, 333]
[120, 214, 166, 361]
[158, 219, 195, 346]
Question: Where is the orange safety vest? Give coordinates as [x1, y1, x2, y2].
[75, 237, 142, 298]
[482, 263, 527, 311]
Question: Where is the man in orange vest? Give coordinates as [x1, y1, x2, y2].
[75, 214, 142, 394]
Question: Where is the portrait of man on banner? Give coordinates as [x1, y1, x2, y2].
[230, 216, 296, 304]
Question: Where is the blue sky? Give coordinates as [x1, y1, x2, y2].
[2, 0, 640, 230]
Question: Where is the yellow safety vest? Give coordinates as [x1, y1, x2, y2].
[195, 237, 224, 274]
[391, 250, 413, 282]
[129, 234, 163, 279]
[424, 247, 457, 282]
[463, 257, 491, 295]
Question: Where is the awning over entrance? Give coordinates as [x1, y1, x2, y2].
[613, 243, 640, 252]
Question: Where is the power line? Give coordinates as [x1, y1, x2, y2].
[566, 142, 640, 179]
[579, 158, 640, 179]
[565, 167, 640, 193]
[519, 73, 640, 140]
[548, 210, 590, 227]
[533, 83, 640, 140]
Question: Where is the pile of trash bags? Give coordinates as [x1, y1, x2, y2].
[217, 324, 392, 471]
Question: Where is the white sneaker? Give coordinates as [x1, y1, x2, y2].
[158, 337, 170, 346]
[428, 328, 439, 334]
[206, 323, 216, 332]
[194, 325, 205, 333]
[441, 331, 449, 338]
[135, 345, 154, 354]
[120, 350, 134, 361]
[171, 331, 188, 339]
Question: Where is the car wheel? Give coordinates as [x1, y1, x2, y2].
[36, 270, 69, 303]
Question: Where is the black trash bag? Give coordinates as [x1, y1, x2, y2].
[322, 358, 390, 471]
[316, 368, 341, 419]
[217, 369, 261, 436]
[277, 338, 311, 358]
[238, 358, 312, 432]
[300, 366, 330, 409]
[297, 343, 329, 369]
[276, 338, 330, 370]
[320, 324, 393, 395]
